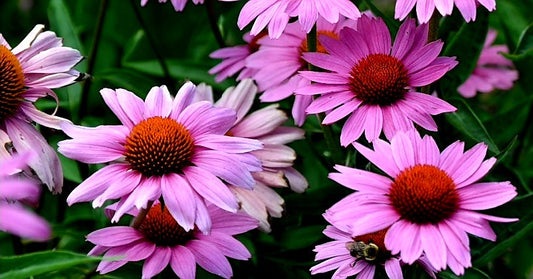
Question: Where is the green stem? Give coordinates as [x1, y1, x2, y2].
[306, 26, 344, 165]
[131, 200, 154, 229]
[205, 0, 225, 48]
[130, 0, 174, 87]
[421, 13, 442, 94]
[79, 0, 109, 120]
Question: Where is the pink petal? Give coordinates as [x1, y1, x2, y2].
[87, 227, 144, 246]
[184, 166, 239, 212]
[161, 173, 197, 231]
[170, 246, 197, 279]
[142, 246, 172, 279]
[187, 240, 233, 278]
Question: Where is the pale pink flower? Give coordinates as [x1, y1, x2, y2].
[458, 29, 518, 98]
[209, 32, 265, 83]
[237, 0, 360, 38]
[247, 16, 358, 126]
[0, 133, 51, 241]
[311, 224, 437, 278]
[88, 202, 257, 279]
[196, 80, 307, 232]
[297, 16, 457, 145]
[395, 0, 495, 23]
[0, 24, 83, 193]
[58, 82, 262, 233]
[325, 130, 518, 275]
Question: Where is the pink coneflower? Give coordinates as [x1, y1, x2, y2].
[395, 0, 495, 23]
[297, 16, 457, 145]
[196, 79, 308, 231]
[247, 16, 358, 126]
[88, 202, 257, 279]
[325, 130, 517, 275]
[458, 29, 518, 98]
[58, 83, 262, 233]
[209, 32, 266, 83]
[311, 224, 436, 278]
[237, 0, 360, 39]
[0, 135, 51, 241]
[0, 24, 83, 193]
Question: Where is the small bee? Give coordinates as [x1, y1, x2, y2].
[345, 241, 379, 262]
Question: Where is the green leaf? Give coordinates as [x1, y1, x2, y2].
[513, 22, 533, 55]
[98, 67, 160, 94]
[0, 250, 102, 279]
[280, 225, 324, 251]
[440, 9, 489, 98]
[445, 98, 500, 154]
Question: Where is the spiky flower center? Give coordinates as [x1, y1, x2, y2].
[138, 204, 195, 247]
[349, 53, 409, 106]
[0, 45, 25, 121]
[346, 228, 391, 265]
[300, 31, 339, 54]
[124, 116, 194, 177]
[390, 165, 459, 224]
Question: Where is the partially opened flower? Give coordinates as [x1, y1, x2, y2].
[311, 224, 436, 278]
[325, 130, 517, 275]
[0, 134, 51, 241]
[0, 24, 83, 193]
[58, 83, 262, 233]
[209, 32, 266, 83]
[247, 16, 358, 126]
[196, 79, 308, 232]
[88, 202, 257, 279]
[237, 0, 360, 38]
[458, 29, 518, 98]
[297, 16, 457, 145]
[395, 0, 495, 23]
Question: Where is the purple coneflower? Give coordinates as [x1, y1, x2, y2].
[237, 0, 360, 39]
[0, 24, 83, 193]
[196, 79, 308, 231]
[458, 29, 518, 98]
[311, 224, 436, 278]
[395, 0, 495, 23]
[325, 130, 517, 275]
[0, 132, 51, 241]
[58, 82, 262, 233]
[88, 202, 257, 279]
[297, 16, 457, 144]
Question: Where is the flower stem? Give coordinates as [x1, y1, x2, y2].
[79, 0, 109, 120]
[130, 0, 174, 87]
[306, 26, 344, 165]
[206, 0, 225, 48]
[131, 200, 154, 229]
[421, 13, 442, 94]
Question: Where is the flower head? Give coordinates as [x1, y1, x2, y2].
[247, 16, 358, 126]
[458, 29, 518, 98]
[325, 130, 517, 275]
[196, 79, 308, 231]
[237, 0, 360, 39]
[209, 32, 266, 83]
[297, 16, 457, 145]
[58, 83, 262, 233]
[311, 224, 436, 278]
[0, 24, 83, 193]
[0, 131, 51, 241]
[88, 202, 257, 279]
[395, 0, 495, 23]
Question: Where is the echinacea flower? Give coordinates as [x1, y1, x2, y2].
[458, 29, 518, 98]
[88, 202, 257, 279]
[246, 16, 358, 126]
[0, 24, 83, 193]
[58, 83, 262, 233]
[395, 0, 495, 23]
[209, 32, 266, 83]
[237, 0, 360, 38]
[325, 130, 517, 275]
[0, 132, 51, 241]
[196, 79, 308, 231]
[297, 16, 457, 145]
[311, 224, 436, 278]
